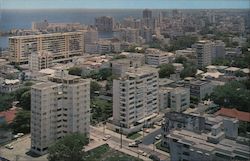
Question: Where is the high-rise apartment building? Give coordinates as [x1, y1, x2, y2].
[115, 28, 140, 44]
[112, 66, 159, 129]
[84, 28, 98, 45]
[9, 32, 84, 64]
[143, 9, 153, 19]
[30, 70, 90, 155]
[95, 16, 114, 32]
[194, 40, 212, 69]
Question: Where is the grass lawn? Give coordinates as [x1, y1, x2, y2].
[155, 141, 169, 153]
[84, 144, 142, 161]
[126, 132, 142, 140]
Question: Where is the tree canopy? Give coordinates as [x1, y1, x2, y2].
[211, 81, 250, 112]
[19, 91, 31, 110]
[10, 110, 30, 134]
[158, 64, 175, 78]
[68, 67, 82, 76]
[180, 64, 197, 79]
[48, 133, 88, 161]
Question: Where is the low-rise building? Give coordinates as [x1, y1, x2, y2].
[189, 80, 213, 100]
[170, 87, 190, 112]
[145, 48, 174, 66]
[29, 51, 53, 71]
[0, 79, 20, 93]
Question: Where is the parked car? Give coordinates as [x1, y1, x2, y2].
[102, 135, 111, 141]
[155, 134, 162, 140]
[135, 139, 142, 144]
[128, 142, 138, 147]
[143, 129, 150, 133]
[5, 144, 14, 150]
[138, 150, 147, 156]
[17, 133, 24, 137]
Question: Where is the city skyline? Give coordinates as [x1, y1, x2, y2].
[1, 0, 250, 9]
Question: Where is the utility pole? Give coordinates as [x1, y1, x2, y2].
[120, 123, 123, 149]
[103, 121, 106, 135]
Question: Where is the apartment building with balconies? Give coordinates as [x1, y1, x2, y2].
[111, 66, 159, 134]
[30, 70, 90, 155]
[9, 32, 84, 64]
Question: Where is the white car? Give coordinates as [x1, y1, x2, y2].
[102, 135, 111, 141]
[128, 142, 138, 147]
[155, 134, 162, 140]
[17, 133, 24, 137]
[138, 150, 147, 156]
[5, 144, 14, 150]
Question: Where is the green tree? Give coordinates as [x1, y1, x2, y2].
[211, 81, 250, 112]
[19, 91, 31, 110]
[180, 64, 197, 79]
[158, 64, 175, 78]
[0, 93, 15, 111]
[68, 67, 82, 76]
[14, 87, 31, 101]
[90, 81, 101, 97]
[97, 68, 112, 80]
[174, 56, 187, 64]
[10, 110, 30, 134]
[48, 133, 88, 161]
[24, 81, 34, 86]
[91, 98, 112, 124]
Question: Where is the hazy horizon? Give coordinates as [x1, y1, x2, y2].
[1, 0, 249, 9]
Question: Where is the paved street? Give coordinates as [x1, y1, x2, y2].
[142, 128, 162, 145]
[0, 135, 47, 161]
[90, 126, 170, 161]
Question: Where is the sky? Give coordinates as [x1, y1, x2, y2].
[1, 0, 250, 9]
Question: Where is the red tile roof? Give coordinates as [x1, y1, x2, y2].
[216, 108, 250, 122]
[0, 108, 17, 124]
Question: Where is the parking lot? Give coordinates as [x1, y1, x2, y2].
[0, 135, 48, 161]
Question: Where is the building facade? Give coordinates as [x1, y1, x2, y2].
[194, 40, 212, 69]
[189, 80, 213, 100]
[112, 67, 159, 129]
[29, 51, 53, 71]
[95, 16, 114, 32]
[145, 48, 174, 66]
[30, 70, 90, 155]
[170, 87, 190, 112]
[9, 32, 84, 64]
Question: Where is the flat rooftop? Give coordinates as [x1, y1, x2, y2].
[9, 31, 83, 39]
[32, 82, 58, 90]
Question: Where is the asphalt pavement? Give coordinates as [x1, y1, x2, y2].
[142, 128, 162, 145]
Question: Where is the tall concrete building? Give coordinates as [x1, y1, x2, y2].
[95, 16, 114, 32]
[84, 28, 98, 44]
[32, 20, 49, 30]
[194, 40, 212, 69]
[28, 51, 53, 71]
[30, 70, 90, 155]
[143, 9, 153, 19]
[115, 28, 140, 44]
[112, 66, 159, 130]
[212, 40, 225, 59]
[9, 32, 84, 64]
